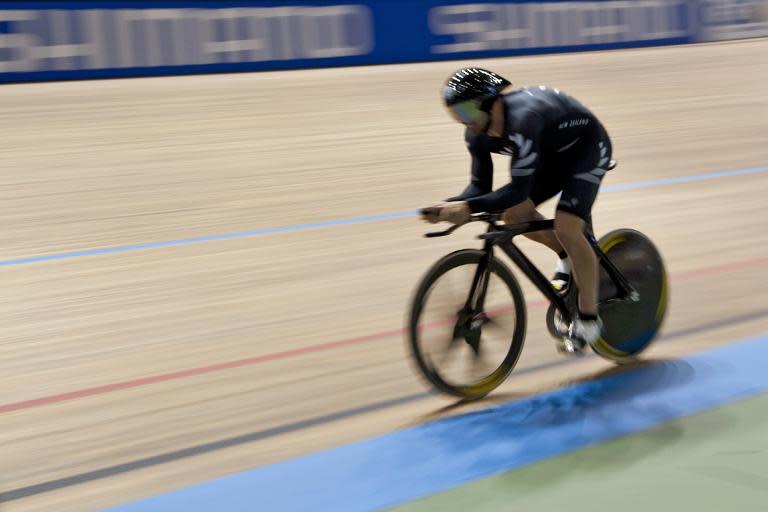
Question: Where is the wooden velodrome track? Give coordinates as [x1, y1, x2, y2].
[1, 39, 767, 512]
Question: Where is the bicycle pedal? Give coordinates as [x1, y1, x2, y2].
[557, 337, 587, 356]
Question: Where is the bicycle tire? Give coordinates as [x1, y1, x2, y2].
[592, 229, 669, 362]
[407, 249, 527, 399]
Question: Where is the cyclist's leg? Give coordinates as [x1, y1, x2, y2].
[502, 199, 563, 253]
[503, 163, 567, 254]
[554, 128, 612, 318]
[555, 211, 597, 314]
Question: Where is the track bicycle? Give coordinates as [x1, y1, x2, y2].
[407, 209, 668, 400]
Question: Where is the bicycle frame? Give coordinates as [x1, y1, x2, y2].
[482, 220, 572, 318]
[426, 215, 638, 322]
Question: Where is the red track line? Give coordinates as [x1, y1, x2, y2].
[0, 329, 404, 414]
[669, 256, 768, 281]
[2, 256, 765, 415]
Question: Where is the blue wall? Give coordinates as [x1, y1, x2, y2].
[0, 0, 765, 83]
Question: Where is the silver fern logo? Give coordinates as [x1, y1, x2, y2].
[599, 141, 609, 168]
[508, 133, 538, 176]
[574, 141, 610, 184]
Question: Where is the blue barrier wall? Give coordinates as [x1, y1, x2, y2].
[0, 1, 766, 83]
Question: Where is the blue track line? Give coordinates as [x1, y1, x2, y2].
[600, 165, 768, 191]
[105, 332, 768, 512]
[2, 164, 767, 268]
[0, 211, 417, 267]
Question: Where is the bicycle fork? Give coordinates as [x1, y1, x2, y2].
[465, 242, 494, 315]
[451, 243, 495, 354]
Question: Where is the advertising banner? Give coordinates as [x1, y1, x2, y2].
[0, 1, 761, 83]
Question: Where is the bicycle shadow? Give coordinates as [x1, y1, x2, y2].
[412, 356, 734, 482]
[413, 358, 683, 424]
[413, 391, 532, 425]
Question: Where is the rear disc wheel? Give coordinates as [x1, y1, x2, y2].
[592, 229, 669, 362]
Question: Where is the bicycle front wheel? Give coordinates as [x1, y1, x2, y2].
[407, 249, 526, 400]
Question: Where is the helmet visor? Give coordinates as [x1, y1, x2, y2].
[447, 99, 485, 125]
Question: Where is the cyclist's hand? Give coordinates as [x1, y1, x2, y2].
[440, 201, 471, 225]
[421, 202, 470, 225]
[420, 205, 442, 223]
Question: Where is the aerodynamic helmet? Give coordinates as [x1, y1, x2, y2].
[442, 68, 511, 124]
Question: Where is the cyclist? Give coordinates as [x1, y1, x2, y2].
[421, 67, 614, 353]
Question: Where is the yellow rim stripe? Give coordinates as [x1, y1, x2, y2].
[594, 336, 629, 358]
[466, 365, 510, 396]
[599, 234, 626, 253]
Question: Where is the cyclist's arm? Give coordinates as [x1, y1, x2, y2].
[465, 109, 546, 213]
[466, 127, 542, 213]
[465, 176, 533, 213]
[446, 130, 493, 201]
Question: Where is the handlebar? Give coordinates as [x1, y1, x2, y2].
[421, 211, 501, 238]
[422, 210, 557, 239]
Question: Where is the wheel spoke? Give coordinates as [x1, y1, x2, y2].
[470, 346, 491, 377]
[481, 312, 515, 339]
[409, 251, 525, 399]
[437, 332, 464, 367]
[447, 264, 476, 310]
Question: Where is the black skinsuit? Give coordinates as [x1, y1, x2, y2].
[448, 85, 613, 220]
